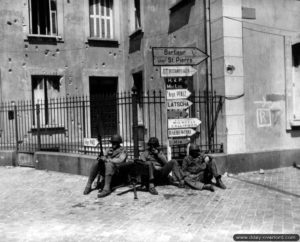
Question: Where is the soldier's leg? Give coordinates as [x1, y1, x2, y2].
[83, 160, 103, 195]
[133, 160, 158, 195]
[98, 162, 116, 198]
[207, 158, 226, 189]
[169, 159, 185, 188]
[184, 175, 214, 192]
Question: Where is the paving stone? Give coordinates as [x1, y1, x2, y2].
[0, 166, 299, 241]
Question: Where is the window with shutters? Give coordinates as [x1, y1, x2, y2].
[29, 0, 58, 36]
[89, 0, 114, 39]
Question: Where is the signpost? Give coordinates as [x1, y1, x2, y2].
[168, 128, 196, 137]
[169, 138, 190, 146]
[83, 138, 99, 147]
[167, 100, 193, 110]
[153, 47, 208, 66]
[161, 66, 197, 77]
[152, 46, 208, 159]
[166, 89, 191, 100]
[168, 118, 201, 129]
[167, 109, 189, 119]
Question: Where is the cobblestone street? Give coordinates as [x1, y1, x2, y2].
[0, 166, 299, 242]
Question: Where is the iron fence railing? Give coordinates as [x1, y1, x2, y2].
[0, 90, 224, 159]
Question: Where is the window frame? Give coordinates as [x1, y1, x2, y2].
[28, 0, 58, 36]
[89, 0, 114, 39]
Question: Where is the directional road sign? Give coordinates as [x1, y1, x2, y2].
[167, 109, 189, 119]
[166, 89, 191, 100]
[161, 66, 197, 77]
[153, 47, 208, 66]
[168, 128, 196, 137]
[167, 99, 193, 110]
[169, 138, 190, 146]
[168, 118, 201, 129]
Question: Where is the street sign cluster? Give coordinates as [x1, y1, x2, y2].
[152, 47, 208, 145]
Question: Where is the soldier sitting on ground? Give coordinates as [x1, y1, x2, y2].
[83, 134, 156, 198]
[83, 134, 130, 198]
[182, 144, 226, 192]
[139, 137, 185, 195]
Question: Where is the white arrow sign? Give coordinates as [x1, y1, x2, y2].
[166, 89, 191, 100]
[161, 66, 197, 77]
[168, 128, 196, 137]
[167, 100, 193, 110]
[168, 118, 201, 129]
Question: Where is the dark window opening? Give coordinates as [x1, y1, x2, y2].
[89, 77, 118, 138]
[292, 43, 300, 67]
[30, 0, 58, 36]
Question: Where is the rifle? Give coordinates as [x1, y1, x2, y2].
[95, 112, 104, 189]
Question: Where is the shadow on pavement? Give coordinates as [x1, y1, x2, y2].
[229, 176, 300, 198]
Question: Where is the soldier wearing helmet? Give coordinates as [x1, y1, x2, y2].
[83, 134, 129, 198]
[182, 144, 226, 192]
[139, 137, 185, 195]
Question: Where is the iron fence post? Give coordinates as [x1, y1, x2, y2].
[132, 86, 139, 159]
[13, 102, 19, 151]
[36, 104, 41, 151]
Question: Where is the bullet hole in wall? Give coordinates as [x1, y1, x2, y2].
[56, 49, 60, 53]
[22, 63, 26, 67]
[102, 63, 106, 67]
[65, 65, 68, 68]
[25, 54, 28, 58]
[7, 21, 12, 25]
[14, 19, 18, 23]
[8, 58, 11, 62]
[8, 69, 12, 73]
[44, 50, 49, 55]
[109, 51, 112, 55]
[35, 46, 38, 50]
[24, 44, 28, 49]
[52, 53, 56, 57]
[113, 53, 117, 57]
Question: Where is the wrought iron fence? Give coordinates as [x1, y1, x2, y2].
[0, 90, 224, 159]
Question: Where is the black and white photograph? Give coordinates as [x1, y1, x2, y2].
[0, 0, 300, 241]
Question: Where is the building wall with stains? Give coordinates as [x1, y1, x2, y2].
[0, 0, 128, 102]
[242, 0, 300, 152]
[126, 0, 208, 91]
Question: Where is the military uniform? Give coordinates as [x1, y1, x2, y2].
[182, 153, 223, 190]
[140, 149, 183, 185]
[84, 134, 132, 197]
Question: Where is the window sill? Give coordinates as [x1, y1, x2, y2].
[29, 125, 66, 135]
[26, 34, 64, 43]
[129, 28, 144, 39]
[87, 37, 119, 47]
[290, 120, 300, 130]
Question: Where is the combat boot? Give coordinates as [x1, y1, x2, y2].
[83, 184, 92, 195]
[203, 184, 214, 192]
[148, 184, 158, 195]
[216, 177, 226, 189]
[97, 189, 111, 198]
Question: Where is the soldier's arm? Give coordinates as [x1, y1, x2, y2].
[156, 151, 168, 166]
[109, 151, 127, 164]
[139, 151, 148, 162]
[181, 157, 191, 176]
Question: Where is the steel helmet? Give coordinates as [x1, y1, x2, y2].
[147, 137, 160, 147]
[189, 144, 200, 153]
[110, 134, 123, 143]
